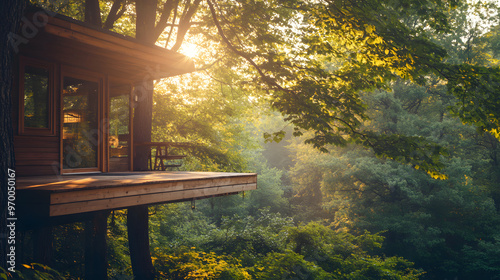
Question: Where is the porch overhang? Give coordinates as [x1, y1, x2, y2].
[21, 12, 195, 82]
[17, 172, 257, 217]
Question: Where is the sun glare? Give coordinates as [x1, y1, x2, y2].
[181, 43, 198, 58]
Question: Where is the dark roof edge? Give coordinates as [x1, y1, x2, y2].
[26, 5, 161, 50]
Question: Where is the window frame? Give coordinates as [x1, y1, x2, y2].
[18, 56, 56, 136]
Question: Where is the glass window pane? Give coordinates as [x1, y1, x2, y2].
[24, 65, 49, 128]
[62, 76, 99, 169]
[110, 93, 130, 156]
[109, 83, 131, 172]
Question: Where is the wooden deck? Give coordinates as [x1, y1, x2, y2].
[17, 171, 257, 217]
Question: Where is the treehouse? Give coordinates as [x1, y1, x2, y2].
[11, 9, 256, 277]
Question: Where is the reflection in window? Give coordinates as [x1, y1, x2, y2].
[109, 83, 131, 172]
[62, 76, 99, 169]
[24, 65, 49, 128]
[110, 94, 129, 156]
[64, 112, 82, 123]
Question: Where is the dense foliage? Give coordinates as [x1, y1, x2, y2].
[3, 0, 499, 279]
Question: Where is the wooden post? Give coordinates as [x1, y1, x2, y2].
[127, 205, 154, 280]
[33, 226, 53, 266]
[84, 211, 109, 280]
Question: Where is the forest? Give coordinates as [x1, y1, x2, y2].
[2, 0, 500, 279]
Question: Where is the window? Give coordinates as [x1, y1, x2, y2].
[19, 57, 55, 135]
[109, 82, 131, 172]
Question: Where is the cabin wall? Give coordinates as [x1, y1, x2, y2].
[10, 13, 193, 176]
[14, 35, 93, 176]
[14, 34, 133, 176]
[14, 136, 60, 176]
[12, 55, 61, 176]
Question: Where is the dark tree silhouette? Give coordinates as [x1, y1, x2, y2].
[0, 0, 26, 269]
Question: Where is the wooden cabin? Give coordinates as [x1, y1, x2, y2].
[10, 9, 257, 279]
[12, 12, 257, 224]
[13, 12, 194, 176]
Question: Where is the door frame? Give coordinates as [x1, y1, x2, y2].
[60, 65, 106, 174]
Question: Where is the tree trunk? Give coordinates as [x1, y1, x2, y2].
[128, 1, 157, 278]
[127, 206, 154, 280]
[135, 0, 158, 44]
[132, 82, 153, 171]
[133, 0, 156, 172]
[85, 0, 102, 27]
[0, 0, 25, 269]
[129, 0, 199, 277]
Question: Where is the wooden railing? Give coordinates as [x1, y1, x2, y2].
[134, 142, 190, 171]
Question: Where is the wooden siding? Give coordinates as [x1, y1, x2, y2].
[17, 171, 257, 217]
[14, 136, 60, 176]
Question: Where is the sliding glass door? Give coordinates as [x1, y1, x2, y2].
[62, 74, 100, 171]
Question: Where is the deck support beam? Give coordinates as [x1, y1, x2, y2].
[84, 211, 109, 280]
[127, 205, 154, 280]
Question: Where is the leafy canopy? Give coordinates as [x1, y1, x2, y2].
[203, 0, 499, 175]
[32, 0, 500, 174]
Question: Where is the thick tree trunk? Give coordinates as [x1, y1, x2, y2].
[127, 206, 154, 280]
[132, 83, 153, 171]
[130, 0, 199, 277]
[0, 0, 25, 269]
[85, 0, 102, 27]
[133, 0, 156, 172]
[127, 1, 157, 279]
[135, 0, 158, 44]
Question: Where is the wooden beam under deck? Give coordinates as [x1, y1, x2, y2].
[17, 172, 257, 217]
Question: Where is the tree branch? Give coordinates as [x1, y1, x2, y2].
[154, 0, 178, 40]
[103, 0, 127, 30]
[165, 0, 180, 48]
[206, 0, 288, 93]
[194, 58, 221, 72]
[170, 0, 202, 52]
